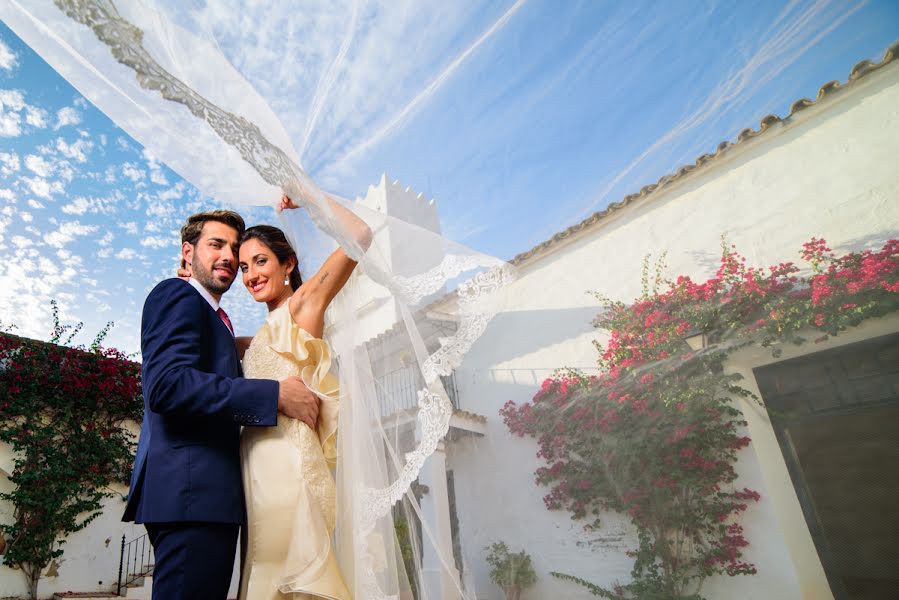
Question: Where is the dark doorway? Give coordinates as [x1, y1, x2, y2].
[754, 332, 899, 600]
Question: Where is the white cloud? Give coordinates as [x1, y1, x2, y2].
[97, 247, 113, 259]
[61, 197, 90, 215]
[21, 176, 64, 200]
[43, 220, 98, 248]
[0, 112, 19, 137]
[38, 256, 60, 277]
[19, 211, 32, 222]
[27, 199, 44, 209]
[0, 189, 15, 203]
[141, 235, 175, 249]
[58, 249, 84, 269]
[0, 38, 17, 72]
[144, 183, 186, 220]
[54, 106, 82, 130]
[157, 183, 185, 202]
[122, 162, 146, 184]
[116, 136, 132, 151]
[54, 161, 76, 182]
[146, 202, 175, 219]
[0, 90, 24, 110]
[119, 221, 139, 235]
[25, 106, 48, 128]
[150, 168, 168, 185]
[56, 137, 92, 163]
[24, 154, 52, 178]
[0, 89, 25, 136]
[98, 230, 115, 247]
[11, 235, 33, 249]
[142, 148, 169, 185]
[0, 211, 9, 244]
[61, 190, 122, 216]
[0, 90, 47, 137]
[116, 248, 138, 260]
[0, 152, 19, 176]
[23, 152, 76, 184]
[99, 134, 108, 146]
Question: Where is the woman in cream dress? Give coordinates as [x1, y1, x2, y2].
[235, 195, 370, 600]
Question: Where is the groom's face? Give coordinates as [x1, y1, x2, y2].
[184, 221, 239, 297]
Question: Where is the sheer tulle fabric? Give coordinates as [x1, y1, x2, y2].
[0, 1, 512, 598]
[266, 309, 339, 469]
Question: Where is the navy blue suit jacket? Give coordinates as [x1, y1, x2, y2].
[123, 279, 279, 524]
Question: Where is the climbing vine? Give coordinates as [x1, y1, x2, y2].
[0, 302, 142, 599]
[502, 238, 899, 598]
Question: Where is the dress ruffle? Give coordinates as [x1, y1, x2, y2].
[266, 304, 339, 468]
[239, 303, 349, 600]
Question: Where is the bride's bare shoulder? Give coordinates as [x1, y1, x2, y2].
[288, 287, 325, 339]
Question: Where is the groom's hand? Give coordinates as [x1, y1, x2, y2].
[277, 376, 320, 429]
[177, 258, 191, 281]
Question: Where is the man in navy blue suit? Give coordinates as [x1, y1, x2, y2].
[123, 210, 319, 599]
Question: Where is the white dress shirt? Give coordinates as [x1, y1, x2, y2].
[188, 276, 220, 311]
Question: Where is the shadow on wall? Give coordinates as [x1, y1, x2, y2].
[464, 306, 603, 369]
[448, 307, 638, 599]
[843, 229, 899, 253]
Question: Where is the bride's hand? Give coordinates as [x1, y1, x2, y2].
[279, 193, 301, 211]
[177, 258, 191, 281]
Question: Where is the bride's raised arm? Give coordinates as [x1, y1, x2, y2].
[282, 193, 372, 337]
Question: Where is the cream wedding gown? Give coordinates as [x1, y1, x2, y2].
[238, 303, 351, 600]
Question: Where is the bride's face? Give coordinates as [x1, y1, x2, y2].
[238, 239, 291, 304]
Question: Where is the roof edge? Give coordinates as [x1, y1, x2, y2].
[509, 40, 899, 268]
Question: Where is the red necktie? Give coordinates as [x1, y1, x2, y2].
[217, 307, 234, 336]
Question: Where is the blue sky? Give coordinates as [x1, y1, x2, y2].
[0, 0, 897, 355]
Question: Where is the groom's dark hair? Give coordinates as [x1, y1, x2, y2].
[180, 210, 246, 246]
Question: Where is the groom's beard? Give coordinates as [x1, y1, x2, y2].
[192, 259, 235, 296]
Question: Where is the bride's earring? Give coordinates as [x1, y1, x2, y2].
[284, 273, 290, 285]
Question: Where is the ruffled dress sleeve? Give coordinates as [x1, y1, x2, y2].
[266, 304, 339, 468]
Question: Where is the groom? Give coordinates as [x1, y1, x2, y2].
[123, 210, 319, 600]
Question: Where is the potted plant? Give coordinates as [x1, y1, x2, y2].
[485, 541, 537, 600]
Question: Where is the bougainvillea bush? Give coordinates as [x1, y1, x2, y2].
[501, 238, 899, 599]
[0, 304, 142, 600]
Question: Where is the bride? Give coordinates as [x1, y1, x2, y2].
[183, 193, 369, 600]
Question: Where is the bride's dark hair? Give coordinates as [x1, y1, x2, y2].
[241, 225, 303, 291]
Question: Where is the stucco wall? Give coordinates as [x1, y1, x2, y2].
[450, 62, 899, 600]
[0, 419, 243, 599]
[0, 421, 147, 599]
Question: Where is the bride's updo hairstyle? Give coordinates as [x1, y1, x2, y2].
[241, 225, 303, 291]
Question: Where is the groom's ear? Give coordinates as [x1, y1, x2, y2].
[181, 241, 193, 266]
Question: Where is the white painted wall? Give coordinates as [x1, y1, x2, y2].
[449, 63, 899, 600]
[0, 422, 147, 599]
[0, 420, 243, 599]
[352, 174, 445, 346]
